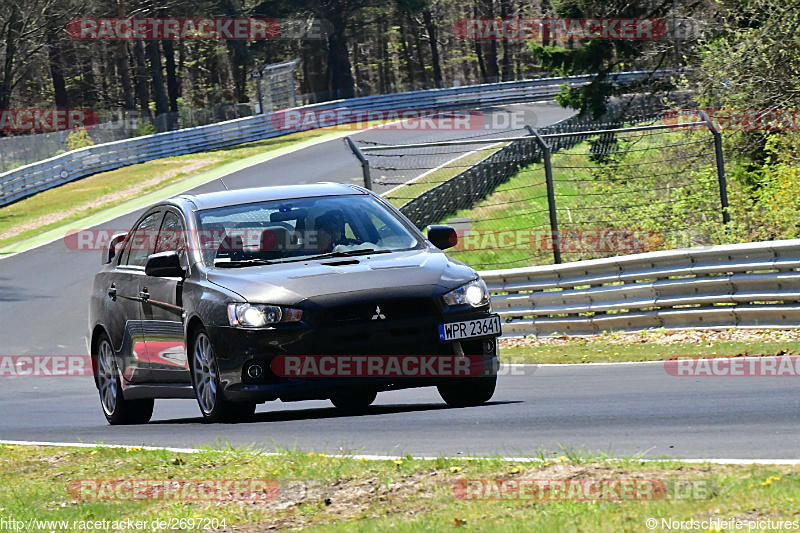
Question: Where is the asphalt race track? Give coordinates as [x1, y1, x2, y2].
[1, 363, 799, 459]
[2, 100, 798, 460]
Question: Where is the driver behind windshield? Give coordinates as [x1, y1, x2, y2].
[314, 210, 351, 252]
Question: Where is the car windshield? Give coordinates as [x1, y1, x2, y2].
[195, 194, 421, 267]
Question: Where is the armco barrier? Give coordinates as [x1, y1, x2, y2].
[0, 70, 666, 207]
[478, 239, 800, 336]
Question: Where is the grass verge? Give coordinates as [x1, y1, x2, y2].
[442, 147, 584, 269]
[1, 445, 798, 532]
[498, 328, 800, 364]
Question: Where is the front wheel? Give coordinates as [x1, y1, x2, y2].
[94, 333, 153, 425]
[438, 375, 496, 407]
[191, 327, 256, 423]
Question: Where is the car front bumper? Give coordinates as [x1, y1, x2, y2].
[209, 311, 501, 403]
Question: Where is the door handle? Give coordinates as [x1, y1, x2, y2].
[139, 288, 149, 301]
[107, 284, 116, 301]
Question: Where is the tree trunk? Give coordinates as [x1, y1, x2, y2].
[327, 28, 355, 99]
[397, 9, 416, 90]
[47, 32, 69, 109]
[133, 41, 151, 120]
[473, 2, 487, 82]
[0, 7, 22, 110]
[541, 0, 552, 47]
[301, 41, 327, 103]
[377, 17, 388, 93]
[500, 0, 513, 80]
[162, 40, 179, 113]
[482, 0, 500, 81]
[351, 21, 364, 96]
[226, 40, 249, 103]
[79, 55, 97, 108]
[412, 20, 427, 89]
[423, 9, 443, 88]
[146, 40, 169, 122]
[116, 0, 134, 110]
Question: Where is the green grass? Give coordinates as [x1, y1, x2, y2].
[440, 126, 720, 270]
[1, 445, 798, 532]
[0, 127, 355, 249]
[442, 149, 588, 269]
[498, 329, 800, 364]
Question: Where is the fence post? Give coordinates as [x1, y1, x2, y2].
[345, 136, 372, 190]
[699, 110, 730, 225]
[527, 126, 562, 264]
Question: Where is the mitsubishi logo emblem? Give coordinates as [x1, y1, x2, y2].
[371, 306, 386, 320]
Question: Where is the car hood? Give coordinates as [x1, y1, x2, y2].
[205, 249, 476, 305]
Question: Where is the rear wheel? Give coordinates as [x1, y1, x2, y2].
[438, 375, 496, 407]
[191, 327, 256, 423]
[330, 390, 377, 412]
[94, 333, 153, 425]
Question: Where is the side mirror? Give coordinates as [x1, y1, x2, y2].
[426, 225, 458, 250]
[103, 232, 128, 264]
[145, 251, 185, 278]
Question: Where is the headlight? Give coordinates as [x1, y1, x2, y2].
[442, 279, 490, 308]
[227, 303, 303, 328]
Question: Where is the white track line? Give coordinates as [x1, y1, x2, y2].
[380, 141, 504, 198]
[2, 440, 798, 465]
[0, 439, 198, 453]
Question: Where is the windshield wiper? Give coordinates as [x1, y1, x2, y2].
[213, 248, 392, 267]
[214, 258, 280, 268]
[299, 248, 392, 261]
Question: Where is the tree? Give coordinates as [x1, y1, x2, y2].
[0, 0, 62, 110]
[527, 0, 679, 117]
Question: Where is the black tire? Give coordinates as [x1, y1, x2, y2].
[438, 375, 497, 407]
[190, 326, 256, 423]
[330, 389, 377, 412]
[94, 332, 154, 425]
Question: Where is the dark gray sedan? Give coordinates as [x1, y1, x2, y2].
[88, 183, 500, 424]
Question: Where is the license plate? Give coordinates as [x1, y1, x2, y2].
[439, 316, 501, 341]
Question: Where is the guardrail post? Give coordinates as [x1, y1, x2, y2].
[527, 126, 561, 264]
[699, 110, 730, 225]
[345, 136, 372, 190]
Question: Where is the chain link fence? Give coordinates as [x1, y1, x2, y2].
[353, 99, 727, 269]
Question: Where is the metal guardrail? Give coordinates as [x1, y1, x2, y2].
[478, 239, 800, 336]
[0, 70, 666, 208]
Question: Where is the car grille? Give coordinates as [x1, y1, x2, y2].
[318, 298, 438, 323]
[313, 298, 448, 356]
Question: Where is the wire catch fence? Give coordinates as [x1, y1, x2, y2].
[348, 104, 728, 269]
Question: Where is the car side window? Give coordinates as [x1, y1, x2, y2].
[122, 211, 162, 267]
[156, 211, 189, 268]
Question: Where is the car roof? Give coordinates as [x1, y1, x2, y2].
[175, 183, 367, 210]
